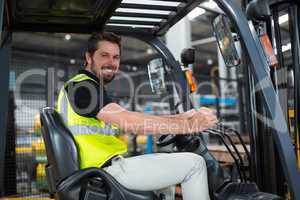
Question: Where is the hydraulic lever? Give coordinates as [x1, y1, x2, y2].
[202, 128, 245, 182]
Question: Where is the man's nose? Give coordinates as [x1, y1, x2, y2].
[108, 56, 116, 66]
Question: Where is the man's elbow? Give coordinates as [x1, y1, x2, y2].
[96, 103, 127, 123]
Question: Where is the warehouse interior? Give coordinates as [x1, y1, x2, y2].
[0, 0, 299, 200]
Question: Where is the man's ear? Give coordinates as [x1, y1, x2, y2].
[85, 52, 92, 66]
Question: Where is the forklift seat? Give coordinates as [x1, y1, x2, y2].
[40, 107, 157, 200]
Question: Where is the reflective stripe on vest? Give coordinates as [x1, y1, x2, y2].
[56, 73, 127, 169]
[68, 125, 123, 136]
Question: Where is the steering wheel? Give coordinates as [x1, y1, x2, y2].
[156, 135, 177, 147]
[157, 134, 201, 152]
[156, 134, 194, 147]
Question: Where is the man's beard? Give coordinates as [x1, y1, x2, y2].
[91, 63, 116, 84]
[102, 74, 115, 84]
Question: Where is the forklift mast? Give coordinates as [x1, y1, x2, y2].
[245, 0, 300, 198]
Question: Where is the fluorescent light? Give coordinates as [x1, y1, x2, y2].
[207, 59, 213, 65]
[282, 43, 291, 52]
[279, 14, 289, 25]
[201, 0, 218, 10]
[200, 0, 223, 14]
[116, 8, 171, 15]
[121, 0, 180, 7]
[111, 16, 163, 22]
[70, 59, 76, 64]
[188, 7, 206, 20]
[106, 23, 155, 28]
[65, 34, 71, 40]
[147, 48, 154, 54]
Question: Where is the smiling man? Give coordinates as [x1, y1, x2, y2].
[56, 32, 217, 200]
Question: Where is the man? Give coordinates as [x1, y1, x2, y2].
[57, 32, 217, 200]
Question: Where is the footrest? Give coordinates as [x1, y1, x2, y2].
[215, 182, 283, 200]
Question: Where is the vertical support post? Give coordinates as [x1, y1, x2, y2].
[166, 17, 191, 61]
[0, 0, 4, 43]
[0, 0, 10, 195]
[242, 56, 259, 182]
[217, 49, 225, 119]
[47, 67, 55, 107]
[217, 46, 226, 97]
[289, 4, 300, 169]
[166, 17, 191, 113]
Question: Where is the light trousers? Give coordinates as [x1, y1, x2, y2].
[104, 152, 210, 200]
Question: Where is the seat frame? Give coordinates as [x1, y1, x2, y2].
[40, 107, 157, 200]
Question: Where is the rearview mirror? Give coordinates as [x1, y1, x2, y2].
[212, 15, 241, 67]
[147, 58, 166, 95]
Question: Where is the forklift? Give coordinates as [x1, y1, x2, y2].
[0, 0, 299, 199]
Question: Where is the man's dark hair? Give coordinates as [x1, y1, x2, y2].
[86, 32, 122, 56]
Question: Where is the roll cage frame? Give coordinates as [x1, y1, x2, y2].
[0, 0, 299, 199]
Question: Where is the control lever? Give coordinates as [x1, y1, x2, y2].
[202, 128, 245, 182]
[206, 127, 247, 181]
[218, 124, 251, 171]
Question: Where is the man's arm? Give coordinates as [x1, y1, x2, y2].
[162, 109, 196, 120]
[97, 103, 217, 135]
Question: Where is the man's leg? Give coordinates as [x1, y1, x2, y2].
[104, 152, 210, 200]
[156, 186, 175, 200]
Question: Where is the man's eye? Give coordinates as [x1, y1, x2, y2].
[101, 53, 109, 57]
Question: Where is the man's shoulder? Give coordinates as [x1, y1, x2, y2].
[68, 78, 99, 89]
[65, 77, 99, 94]
[69, 73, 96, 83]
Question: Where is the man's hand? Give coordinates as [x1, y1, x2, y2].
[188, 107, 218, 133]
[180, 109, 197, 119]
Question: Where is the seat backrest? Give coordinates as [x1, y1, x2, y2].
[40, 107, 80, 182]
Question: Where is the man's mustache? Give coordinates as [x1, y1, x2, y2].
[101, 66, 117, 71]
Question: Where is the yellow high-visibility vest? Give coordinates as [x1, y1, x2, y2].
[57, 73, 127, 169]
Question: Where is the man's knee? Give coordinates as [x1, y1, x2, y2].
[184, 152, 207, 170]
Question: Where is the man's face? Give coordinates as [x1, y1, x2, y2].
[85, 40, 120, 84]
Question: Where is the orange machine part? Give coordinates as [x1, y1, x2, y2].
[185, 69, 197, 93]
